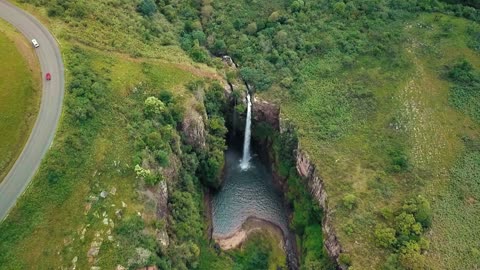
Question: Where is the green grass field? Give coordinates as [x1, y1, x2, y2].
[0, 19, 40, 182]
[272, 13, 480, 269]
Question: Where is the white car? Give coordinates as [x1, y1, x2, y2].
[31, 39, 39, 48]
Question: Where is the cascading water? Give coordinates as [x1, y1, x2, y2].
[240, 93, 252, 170]
[212, 88, 298, 269]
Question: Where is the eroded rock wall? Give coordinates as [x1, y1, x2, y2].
[181, 108, 206, 150]
[252, 99, 343, 266]
[295, 149, 342, 261]
[253, 98, 280, 130]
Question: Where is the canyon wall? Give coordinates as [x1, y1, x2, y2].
[294, 148, 342, 263]
[252, 97, 344, 266]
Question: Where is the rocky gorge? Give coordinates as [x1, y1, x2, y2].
[174, 56, 343, 268]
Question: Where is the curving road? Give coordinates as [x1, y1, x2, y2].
[0, 0, 64, 221]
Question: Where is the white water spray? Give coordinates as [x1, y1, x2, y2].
[240, 93, 252, 170]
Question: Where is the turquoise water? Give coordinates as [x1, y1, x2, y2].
[212, 145, 288, 237]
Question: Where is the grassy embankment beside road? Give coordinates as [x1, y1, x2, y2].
[0, 18, 40, 182]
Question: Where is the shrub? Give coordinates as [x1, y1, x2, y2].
[66, 48, 108, 123]
[395, 212, 422, 238]
[402, 196, 432, 228]
[446, 60, 480, 122]
[47, 5, 64, 17]
[145, 172, 163, 186]
[339, 253, 352, 266]
[374, 227, 397, 248]
[154, 150, 169, 167]
[144, 96, 165, 116]
[383, 254, 402, 270]
[388, 147, 409, 173]
[398, 241, 426, 270]
[135, 164, 151, 178]
[342, 193, 357, 210]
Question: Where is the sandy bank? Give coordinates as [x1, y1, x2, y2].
[213, 216, 285, 250]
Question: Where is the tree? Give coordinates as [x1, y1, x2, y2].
[208, 116, 228, 137]
[192, 30, 207, 46]
[201, 4, 213, 23]
[212, 39, 227, 55]
[138, 0, 157, 16]
[240, 67, 272, 91]
[291, 0, 305, 12]
[268, 11, 280, 22]
[334, 2, 346, 14]
[246, 22, 257, 35]
[274, 30, 288, 45]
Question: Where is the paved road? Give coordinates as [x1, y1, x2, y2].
[0, 0, 64, 221]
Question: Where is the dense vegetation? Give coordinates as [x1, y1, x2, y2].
[446, 60, 480, 122]
[196, 81, 228, 189]
[2, 0, 480, 269]
[180, 0, 480, 269]
[273, 131, 335, 269]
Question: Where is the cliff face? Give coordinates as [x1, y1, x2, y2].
[252, 98, 280, 130]
[295, 149, 342, 262]
[251, 98, 343, 267]
[181, 108, 206, 150]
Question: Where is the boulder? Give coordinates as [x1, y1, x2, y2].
[100, 191, 108, 199]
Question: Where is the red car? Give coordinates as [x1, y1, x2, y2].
[46, 73, 51, 81]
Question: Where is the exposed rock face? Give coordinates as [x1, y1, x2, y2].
[156, 181, 169, 219]
[296, 150, 342, 262]
[253, 97, 280, 130]
[249, 98, 343, 267]
[155, 181, 169, 249]
[181, 108, 206, 150]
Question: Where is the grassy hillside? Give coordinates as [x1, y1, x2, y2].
[0, 1, 232, 269]
[0, 18, 40, 182]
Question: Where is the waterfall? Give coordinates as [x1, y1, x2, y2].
[240, 93, 252, 170]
